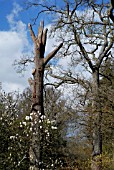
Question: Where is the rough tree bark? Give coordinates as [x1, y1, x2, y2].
[91, 68, 102, 170]
[28, 21, 63, 170]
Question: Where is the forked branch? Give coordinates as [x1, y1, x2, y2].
[44, 43, 63, 66]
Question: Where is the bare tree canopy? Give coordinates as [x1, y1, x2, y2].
[25, 1, 114, 170]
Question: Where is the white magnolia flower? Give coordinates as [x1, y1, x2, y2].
[46, 119, 51, 124]
[22, 122, 27, 126]
[39, 120, 42, 123]
[47, 132, 50, 136]
[25, 116, 30, 120]
[10, 136, 15, 139]
[45, 129, 48, 133]
[20, 124, 23, 128]
[30, 116, 33, 120]
[40, 115, 46, 119]
[43, 115, 46, 119]
[34, 121, 37, 124]
[51, 126, 57, 130]
[38, 111, 41, 116]
[40, 115, 44, 120]
[39, 126, 42, 129]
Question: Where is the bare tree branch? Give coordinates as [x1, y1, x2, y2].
[108, 0, 114, 22]
[97, 39, 113, 68]
[28, 23, 36, 42]
[49, 73, 91, 90]
[44, 43, 63, 66]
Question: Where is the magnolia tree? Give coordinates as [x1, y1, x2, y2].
[0, 91, 30, 169]
[0, 88, 68, 169]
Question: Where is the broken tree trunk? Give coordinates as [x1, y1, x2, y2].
[28, 21, 63, 170]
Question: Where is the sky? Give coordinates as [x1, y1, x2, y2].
[0, 0, 110, 93]
[0, 1, 30, 92]
[0, 0, 71, 94]
[0, 0, 56, 93]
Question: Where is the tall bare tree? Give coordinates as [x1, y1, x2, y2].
[28, 21, 63, 170]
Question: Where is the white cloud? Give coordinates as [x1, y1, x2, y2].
[6, 2, 22, 30]
[0, 3, 32, 93]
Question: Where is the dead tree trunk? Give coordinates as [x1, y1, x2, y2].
[28, 21, 63, 170]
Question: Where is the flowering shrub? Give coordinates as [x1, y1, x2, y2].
[0, 89, 67, 169]
[28, 110, 67, 169]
